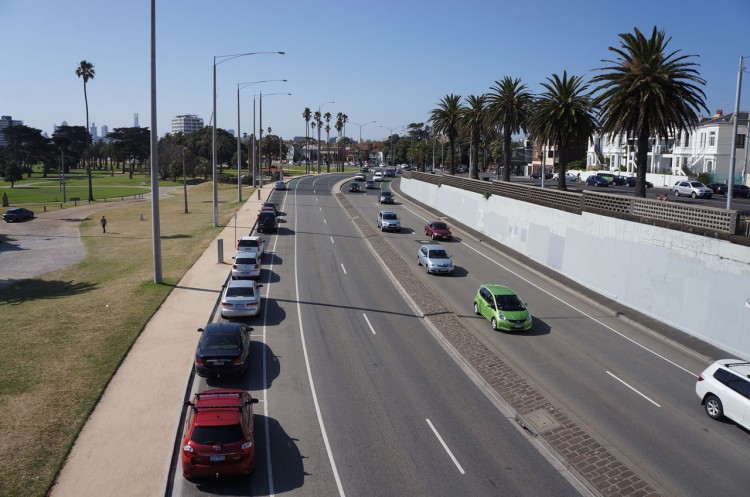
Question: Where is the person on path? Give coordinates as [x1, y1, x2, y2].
[100, 215, 107, 233]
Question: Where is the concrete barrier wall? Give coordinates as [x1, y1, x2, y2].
[401, 177, 750, 359]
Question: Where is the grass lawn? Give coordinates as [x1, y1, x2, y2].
[0, 181, 255, 497]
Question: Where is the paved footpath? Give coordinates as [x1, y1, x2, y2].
[49, 184, 271, 497]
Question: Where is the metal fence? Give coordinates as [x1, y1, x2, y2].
[403, 171, 740, 235]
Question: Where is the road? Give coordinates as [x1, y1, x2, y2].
[169, 173, 750, 497]
[170, 174, 582, 497]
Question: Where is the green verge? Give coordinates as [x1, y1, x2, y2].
[0, 181, 254, 497]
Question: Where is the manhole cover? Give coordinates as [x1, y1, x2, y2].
[520, 409, 561, 435]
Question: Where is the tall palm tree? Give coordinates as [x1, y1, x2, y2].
[592, 26, 707, 197]
[324, 112, 332, 172]
[314, 111, 322, 173]
[528, 71, 598, 190]
[487, 76, 533, 182]
[302, 107, 311, 173]
[75, 60, 95, 201]
[429, 94, 462, 175]
[310, 121, 317, 170]
[334, 117, 343, 171]
[459, 95, 488, 180]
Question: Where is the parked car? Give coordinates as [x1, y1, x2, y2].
[2, 207, 34, 222]
[610, 175, 627, 186]
[373, 172, 385, 182]
[625, 177, 654, 188]
[181, 389, 259, 478]
[261, 202, 278, 216]
[194, 323, 251, 377]
[257, 211, 278, 233]
[715, 184, 750, 197]
[236, 236, 265, 257]
[377, 210, 400, 232]
[220, 279, 262, 319]
[530, 172, 553, 180]
[424, 221, 452, 240]
[232, 252, 261, 279]
[595, 172, 616, 184]
[349, 182, 361, 192]
[365, 180, 376, 189]
[586, 175, 609, 187]
[274, 180, 286, 190]
[695, 359, 750, 430]
[552, 172, 579, 182]
[354, 173, 366, 182]
[473, 284, 532, 332]
[417, 244, 454, 274]
[378, 191, 395, 204]
[673, 180, 713, 198]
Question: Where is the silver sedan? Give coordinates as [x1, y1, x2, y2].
[220, 279, 262, 318]
[417, 244, 454, 274]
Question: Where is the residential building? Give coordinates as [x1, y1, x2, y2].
[0, 115, 23, 146]
[172, 114, 204, 135]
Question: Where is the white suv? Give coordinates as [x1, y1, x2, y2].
[377, 210, 400, 232]
[236, 236, 265, 257]
[695, 359, 750, 429]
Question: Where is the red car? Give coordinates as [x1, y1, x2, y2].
[424, 221, 452, 241]
[181, 389, 259, 479]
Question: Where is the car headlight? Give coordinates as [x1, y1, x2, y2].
[496, 312, 507, 321]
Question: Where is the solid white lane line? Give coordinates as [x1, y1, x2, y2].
[330, 236, 335, 244]
[426, 419, 465, 475]
[400, 203, 695, 377]
[293, 186, 347, 497]
[606, 371, 661, 407]
[362, 313, 376, 335]
[341, 264, 347, 275]
[323, 218, 327, 224]
[320, 207, 322, 211]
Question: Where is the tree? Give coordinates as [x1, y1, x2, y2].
[528, 71, 598, 190]
[108, 127, 150, 178]
[334, 116, 344, 171]
[75, 60, 95, 201]
[592, 26, 707, 197]
[430, 94, 462, 175]
[314, 111, 322, 172]
[302, 107, 311, 172]
[487, 76, 533, 182]
[2, 161, 23, 187]
[52, 125, 88, 173]
[460, 95, 488, 180]
[407, 141, 431, 172]
[324, 112, 332, 172]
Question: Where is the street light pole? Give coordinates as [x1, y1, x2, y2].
[212, 51, 284, 227]
[380, 125, 404, 168]
[727, 55, 750, 210]
[254, 92, 291, 185]
[149, 0, 162, 283]
[351, 120, 375, 166]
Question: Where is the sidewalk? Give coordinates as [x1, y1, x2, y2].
[49, 184, 273, 497]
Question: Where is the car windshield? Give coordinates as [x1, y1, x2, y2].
[226, 287, 255, 298]
[202, 334, 241, 350]
[432, 222, 447, 230]
[495, 294, 525, 311]
[191, 424, 244, 445]
[383, 213, 397, 220]
[428, 250, 448, 258]
[382, 192, 392, 196]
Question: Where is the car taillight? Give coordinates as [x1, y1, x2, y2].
[233, 358, 244, 365]
[232, 264, 238, 269]
[254, 265, 259, 269]
[195, 358, 205, 365]
[222, 302, 232, 308]
[697, 375, 704, 382]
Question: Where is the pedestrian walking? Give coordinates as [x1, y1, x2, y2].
[100, 215, 107, 233]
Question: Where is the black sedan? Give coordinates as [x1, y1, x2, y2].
[530, 172, 553, 179]
[3, 207, 34, 222]
[586, 176, 609, 187]
[624, 177, 653, 188]
[194, 322, 251, 377]
[715, 184, 750, 197]
[349, 182, 361, 192]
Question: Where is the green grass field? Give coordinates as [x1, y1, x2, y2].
[0, 179, 255, 497]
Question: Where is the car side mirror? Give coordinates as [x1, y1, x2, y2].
[232, 256, 236, 260]
[247, 398, 260, 405]
[258, 284, 263, 288]
[197, 327, 204, 333]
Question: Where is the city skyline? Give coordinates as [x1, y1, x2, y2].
[1, 0, 748, 143]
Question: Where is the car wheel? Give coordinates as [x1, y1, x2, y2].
[473, 302, 480, 315]
[704, 394, 724, 420]
[691, 192, 697, 199]
[491, 317, 498, 331]
[674, 190, 680, 197]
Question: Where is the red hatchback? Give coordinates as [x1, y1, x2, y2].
[181, 389, 259, 479]
[424, 221, 452, 241]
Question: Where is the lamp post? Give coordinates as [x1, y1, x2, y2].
[351, 120, 375, 167]
[317, 101, 334, 173]
[380, 125, 404, 168]
[212, 51, 284, 227]
[727, 55, 750, 209]
[149, 0, 161, 283]
[254, 92, 291, 186]
[237, 79, 286, 202]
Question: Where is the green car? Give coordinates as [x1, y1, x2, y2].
[473, 284, 532, 331]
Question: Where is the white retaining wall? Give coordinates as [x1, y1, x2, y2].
[402, 177, 750, 359]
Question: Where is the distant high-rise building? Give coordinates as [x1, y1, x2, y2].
[171, 114, 204, 134]
[134, 113, 139, 128]
[90, 122, 98, 140]
[100, 125, 108, 138]
[0, 115, 23, 146]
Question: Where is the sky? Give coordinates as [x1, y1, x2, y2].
[2, 0, 749, 143]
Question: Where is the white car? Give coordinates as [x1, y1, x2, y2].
[696, 359, 750, 430]
[552, 172, 578, 182]
[354, 173, 366, 182]
[275, 180, 287, 190]
[231, 252, 261, 279]
[673, 180, 713, 198]
[377, 210, 400, 232]
[417, 244, 454, 274]
[236, 236, 265, 257]
[373, 172, 385, 182]
[220, 279, 262, 319]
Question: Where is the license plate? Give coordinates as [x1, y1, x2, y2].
[210, 361, 225, 366]
[514, 323, 523, 329]
[209, 455, 225, 462]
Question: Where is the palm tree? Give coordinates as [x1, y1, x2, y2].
[429, 94, 462, 175]
[314, 111, 322, 172]
[302, 107, 311, 173]
[324, 112, 332, 172]
[334, 116, 344, 171]
[527, 71, 598, 190]
[459, 95, 488, 180]
[407, 141, 431, 172]
[592, 27, 707, 197]
[310, 121, 317, 169]
[75, 60, 95, 201]
[487, 76, 533, 182]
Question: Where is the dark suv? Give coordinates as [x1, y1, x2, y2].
[257, 211, 277, 233]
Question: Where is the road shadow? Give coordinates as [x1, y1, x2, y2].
[0, 278, 97, 304]
[265, 253, 283, 265]
[259, 297, 287, 327]
[259, 268, 280, 284]
[276, 227, 295, 236]
[204, 341, 280, 391]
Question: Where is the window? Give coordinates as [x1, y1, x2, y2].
[737, 134, 746, 149]
[709, 131, 716, 146]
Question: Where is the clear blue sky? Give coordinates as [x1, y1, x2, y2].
[2, 0, 749, 142]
